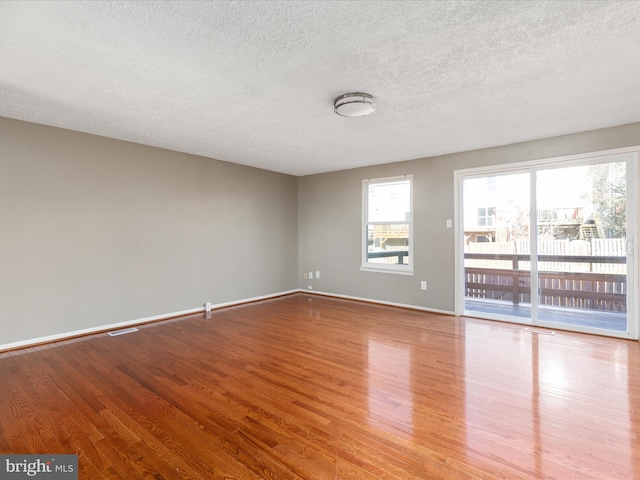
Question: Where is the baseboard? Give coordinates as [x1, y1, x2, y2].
[300, 288, 455, 316]
[0, 289, 301, 353]
[1, 288, 452, 353]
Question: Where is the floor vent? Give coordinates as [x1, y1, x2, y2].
[524, 327, 555, 335]
[108, 327, 139, 337]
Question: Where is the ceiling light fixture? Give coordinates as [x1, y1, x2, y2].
[334, 92, 376, 117]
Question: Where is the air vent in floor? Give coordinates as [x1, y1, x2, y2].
[108, 327, 139, 337]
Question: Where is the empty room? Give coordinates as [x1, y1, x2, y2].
[2, 1, 640, 479]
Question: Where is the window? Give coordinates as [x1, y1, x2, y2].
[477, 207, 496, 226]
[362, 176, 412, 274]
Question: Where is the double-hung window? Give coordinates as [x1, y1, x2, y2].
[477, 207, 496, 226]
[361, 175, 413, 274]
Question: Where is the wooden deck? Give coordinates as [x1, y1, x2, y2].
[465, 298, 628, 332]
[1, 293, 640, 479]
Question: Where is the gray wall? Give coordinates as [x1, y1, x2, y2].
[1, 117, 299, 346]
[298, 122, 640, 312]
[4, 116, 639, 347]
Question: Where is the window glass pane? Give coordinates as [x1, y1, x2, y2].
[368, 180, 410, 222]
[366, 224, 410, 265]
[535, 161, 627, 331]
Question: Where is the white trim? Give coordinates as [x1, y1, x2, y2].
[359, 266, 414, 275]
[301, 288, 455, 316]
[201, 289, 299, 310]
[0, 289, 300, 352]
[625, 151, 639, 340]
[362, 174, 411, 184]
[454, 170, 463, 316]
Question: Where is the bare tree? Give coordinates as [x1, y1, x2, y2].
[586, 162, 626, 239]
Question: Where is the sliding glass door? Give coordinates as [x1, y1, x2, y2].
[458, 150, 637, 338]
[535, 162, 628, 332]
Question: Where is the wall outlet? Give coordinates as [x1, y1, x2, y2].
[446, 219, 452, 228]
[204, 302, 212, 312]
[309, 271, 313, 279]
[308, 285, 313, 290]
[421, 281, 427, 290]
[316, 270, 320, 278]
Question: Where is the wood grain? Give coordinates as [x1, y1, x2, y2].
[1, 293, 639, 479]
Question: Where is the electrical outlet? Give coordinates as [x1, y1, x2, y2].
[204, 302, 212, 312]
[446, 219, 452, 228]
[421, 281, 427, 290]
[308, 285, 313, 290]
[309, 271, 313, 279]
[316, 271, 320, 278]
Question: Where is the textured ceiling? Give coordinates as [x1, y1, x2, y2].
[1, 1, 640, 176]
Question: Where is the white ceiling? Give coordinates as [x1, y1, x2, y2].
[1, 1, 640, 176]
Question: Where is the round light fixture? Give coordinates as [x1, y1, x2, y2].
[334, 92, 376, 117]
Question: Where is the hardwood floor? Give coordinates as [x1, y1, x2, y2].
[1, 293, 640, 479]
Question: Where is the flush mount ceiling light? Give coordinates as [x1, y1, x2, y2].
[334, 92, 376, 117]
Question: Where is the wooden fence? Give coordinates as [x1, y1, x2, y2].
[465, 239, 627, 273]
[465, 250, 627, 312]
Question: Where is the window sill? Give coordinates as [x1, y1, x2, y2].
[360, 266, 414, 276]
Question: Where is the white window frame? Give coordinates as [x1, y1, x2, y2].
[361, 175, 413, 275]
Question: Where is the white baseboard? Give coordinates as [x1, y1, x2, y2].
[205, 289, 300, 309]
[1, 289, 452, 352]
[0, 289, 300, 352]
[301, 288, 455, 316]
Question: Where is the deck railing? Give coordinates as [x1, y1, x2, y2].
[465, 253, 627, 312]
[367, 250, 409, 264]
